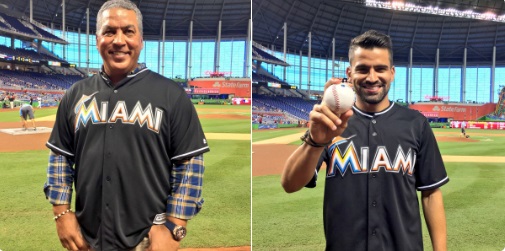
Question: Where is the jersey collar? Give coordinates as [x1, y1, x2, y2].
[352, 101, 395, 118]
[99, 64, 149, 83]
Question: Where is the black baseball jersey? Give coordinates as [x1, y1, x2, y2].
[46, 67, 209, 250]
[307, 102, 448, 251]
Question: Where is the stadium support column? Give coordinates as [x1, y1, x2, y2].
[29, 0, 33, 22]
[308, 31, 311, 98]
[187, 20, 193, 80]
[462, 47, 467, 102]
[271, 45, 275, 73]
[283, 22, 287, 81]
[325, 55, 328, 80]
[78, 28, 81, 66]
[161, 20, 165, 76]
[51, 23, 54, 53]
[86, 8, 89, 75]
[408, 47, 413, 103]
[245, 19, 251, 77]
[435, 48, 439, 98]
[158, 40, 161, 73]
[491, 45, 496, 103]
[331, 37, 335, 78]
[62, 0, 66, 60]
[37, 40, 42, 53]
[299, 50, 302, 90]
[215, 20, 221, 74]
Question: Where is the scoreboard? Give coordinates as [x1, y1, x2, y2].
[255, 81, 296, 90]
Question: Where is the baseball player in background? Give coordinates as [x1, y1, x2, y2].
[282, 30, 448, 251]
[461, 120, 468, 138]
[19, 103, 36, 130]
[44, 0, 209, 250]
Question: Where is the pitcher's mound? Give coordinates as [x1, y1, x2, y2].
[0, 127, 52, 135]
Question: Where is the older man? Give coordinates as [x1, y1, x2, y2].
[44, 0, 209, 250]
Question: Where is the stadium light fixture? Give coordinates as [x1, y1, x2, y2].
[365, 0, 505, 23]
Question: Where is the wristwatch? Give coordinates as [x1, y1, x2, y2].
[164, 220, 187, 241]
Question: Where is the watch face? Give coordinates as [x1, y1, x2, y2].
[174, 226, 187, 241]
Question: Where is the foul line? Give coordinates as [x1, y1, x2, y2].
[443, 155, 505, 163]
[206, 133, 249, 141]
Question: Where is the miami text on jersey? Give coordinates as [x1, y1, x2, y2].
[327, 141, 416, 177]
[74, 92, 163, 133]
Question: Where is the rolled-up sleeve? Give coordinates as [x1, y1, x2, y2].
[43, 150, 74, 205]
[166, 154, 205, 220]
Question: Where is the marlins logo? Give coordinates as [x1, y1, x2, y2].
[74, 92, 163, 133]
[327, 136, 416, 177]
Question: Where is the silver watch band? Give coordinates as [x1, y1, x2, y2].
[153, 213, 166, 224]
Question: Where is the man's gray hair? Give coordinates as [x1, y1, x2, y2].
[96, 0, 143, 36]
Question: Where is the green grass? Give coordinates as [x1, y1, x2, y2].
[252, 128, 304, 142]
[182, 139, 251, 248]
[433, 128, 505, 156]
[252, 129, 505, 251]
[201, 118, 250, 134]
[195, 105, 250, 116]
[0, 107, 58, 122]
[422, 162, 505, 251]
[198, 106, 250, 134]
[0, 105, 251, 250]
[252, 175, 325, 251]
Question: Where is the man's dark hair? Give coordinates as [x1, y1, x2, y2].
[348, 30, 393, 66]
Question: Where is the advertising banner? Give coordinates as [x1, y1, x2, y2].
[450, 121, 505, 130]
[409, 103, 496, 120]
[188, 78, 251, 98]
[193, 88, 220, 94]
[232, 98, 251, 105]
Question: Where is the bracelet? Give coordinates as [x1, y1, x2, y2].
[300, 130, 333, 147]
[53, 209, 72, 221]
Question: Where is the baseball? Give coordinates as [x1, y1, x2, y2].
[321, 84, 356, 114]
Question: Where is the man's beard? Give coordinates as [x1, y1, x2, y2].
[355, 82, 390, 105]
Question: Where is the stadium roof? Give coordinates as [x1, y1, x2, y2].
[1, 0, 251, 40]
[253, 0, 505, 65]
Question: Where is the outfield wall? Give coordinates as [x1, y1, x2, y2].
[451, 120, 505, 130]
[409, 103, 496, 120]
[188, 78, 251, 98]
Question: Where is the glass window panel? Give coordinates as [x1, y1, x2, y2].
[495, 67, 505, 103]
[466, 67, 478, 102]
[476, 67, 491, 103]
[390, 66, 407, 102]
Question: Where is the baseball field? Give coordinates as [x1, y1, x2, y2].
[252, 127, 505, 251]
[0, 105, 251, 251]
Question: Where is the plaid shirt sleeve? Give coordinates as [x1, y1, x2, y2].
[166, 154, 205, 220]
[43, 151, 74, 205]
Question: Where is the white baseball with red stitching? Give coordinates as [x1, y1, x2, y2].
[321, 84, 356, 115]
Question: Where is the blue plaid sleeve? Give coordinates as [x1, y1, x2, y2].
[166, 154, 205, 220]
[43, 151, 74, 205]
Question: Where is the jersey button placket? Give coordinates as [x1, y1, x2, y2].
[368, 116, 380, 245]
[102, 87, 115, 242]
